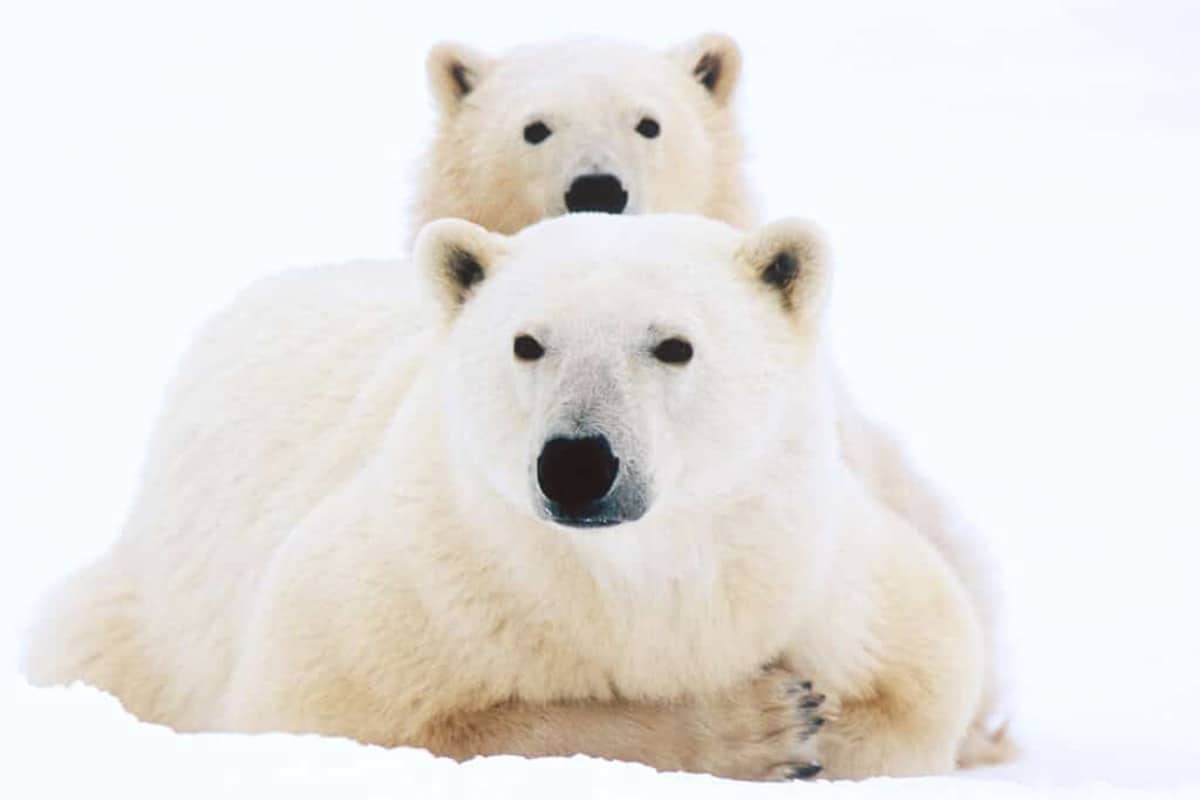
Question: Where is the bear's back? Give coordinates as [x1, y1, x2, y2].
[115, 258, 434, 725]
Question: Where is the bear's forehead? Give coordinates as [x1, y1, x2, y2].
[486, 40, 678, 97]
[507, 216, 740, 292]
[503, 39, 667, 77]
[480, 217, 753, 327]
[485, 277, 714, 347]
[513, 213, 740, 255]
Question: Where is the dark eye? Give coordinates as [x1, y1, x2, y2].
[635, 117, 660, 139]
[652, 337, 692, 365]
[514, 334, 545, 361]
[523, 121, 552, 144]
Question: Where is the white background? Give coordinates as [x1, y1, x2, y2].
[2, 0, 1198, 793]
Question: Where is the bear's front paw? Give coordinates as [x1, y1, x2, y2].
[687, 664, 826, 782]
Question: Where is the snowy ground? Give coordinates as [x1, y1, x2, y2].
[2, 1, 1199, 796]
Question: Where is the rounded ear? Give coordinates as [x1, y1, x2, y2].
[414, 218, 509, 317]
[669, 33, 742, 106]
[736, 218, 831, 319]
[426, 41, 495, 116]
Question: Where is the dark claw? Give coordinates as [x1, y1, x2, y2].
[800, 681, 813, 691]
[800, 696, 823, 709]
[785, 762, 823, 780]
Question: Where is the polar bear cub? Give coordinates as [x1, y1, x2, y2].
[24, 214, 983, 780]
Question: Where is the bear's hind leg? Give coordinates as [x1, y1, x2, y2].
[22, 560, 159, 718]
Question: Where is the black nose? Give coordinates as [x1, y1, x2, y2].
[537, 435, 620, 510]
[564, 174, 628, 214]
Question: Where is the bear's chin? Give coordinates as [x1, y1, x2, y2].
[538, 499, 648, 530]
[550, 516, 625, 530]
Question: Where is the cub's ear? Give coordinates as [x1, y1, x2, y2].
[669, 33, 742, 106]
[414, 218, 508, 317]
[736, 218, 831, 318]
[427, 42, 494, 115]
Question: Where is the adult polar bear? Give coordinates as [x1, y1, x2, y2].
[25, 214, 984, 780]
[416, 34, 1009, 764]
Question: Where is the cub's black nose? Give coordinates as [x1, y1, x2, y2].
[537, 435, 620, 511]
[564, 174, 628, 214]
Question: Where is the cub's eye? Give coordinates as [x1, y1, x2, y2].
[523, 121, 552, 145]
[513, 334, 546, 361]
[652, 337, 692, 365]
[635, 117, 660, 139]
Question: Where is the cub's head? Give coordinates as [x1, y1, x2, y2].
[415, 213, 831, 531]
[415, 35, 751, 236]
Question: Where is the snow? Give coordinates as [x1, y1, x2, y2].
[2, 0, 1199, 797]
[3, 679, 1185, 800]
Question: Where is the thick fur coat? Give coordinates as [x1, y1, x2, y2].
[25, 214, 985, 780]
[412, 33, 1010, 763]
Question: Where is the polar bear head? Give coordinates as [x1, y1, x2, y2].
[415, 35, 753, 236]
[415, 213, 832, 533]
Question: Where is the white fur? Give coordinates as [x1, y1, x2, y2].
[416, 35, 752, 236]
[24, 214, 983, 778]
[413, 34, 1010, 761]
